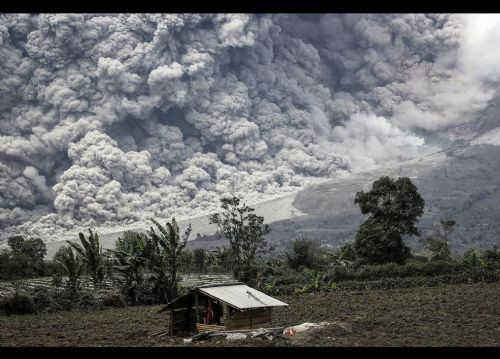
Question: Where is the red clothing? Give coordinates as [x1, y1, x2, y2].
[206, 301, 214, 324]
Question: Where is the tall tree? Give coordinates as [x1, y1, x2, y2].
[440, 218, 457, 242]
[208, 196, 270, 281]
[67, 229, 105, 288]
[6, 236, 47, 277]
[7, 236, 47, 261]
[146, 218, 191, 303]
[353, 176, 425, 264]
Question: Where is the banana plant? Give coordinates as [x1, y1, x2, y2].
[67, 229, 105, 288]
[294, 269, 328, 294]
[107, 233, 150, 304]
[55, 247, 83, 293]
[146, 217, 191, 303]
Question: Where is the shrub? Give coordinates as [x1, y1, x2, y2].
[407, 256, 428, 264]
[52, 272, 63, 287]
[462, 249, 486, 268]
[483, 246, 500, 269]
[1, 292, 36, 315]
[135, 280, 158, 305]
[96, 290, 126, 308]
[51, 287, 78, 311]
[77, 291, 100, 310]
[31, 287, 54, 312]
[284, 235, 323, 270]
[422, 235, 451, 261]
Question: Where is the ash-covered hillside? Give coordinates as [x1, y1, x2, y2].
[267, 142, 500, 254]
[182, 131, 500, 255]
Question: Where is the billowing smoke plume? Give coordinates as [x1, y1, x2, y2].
[0, 14, 497, 240]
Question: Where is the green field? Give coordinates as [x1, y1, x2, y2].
[0, 282, 499, 347]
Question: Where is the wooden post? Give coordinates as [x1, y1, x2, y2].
[195, 291, 200, 324]
[169, 308, 174, 336]
[222, 303, 228, 326]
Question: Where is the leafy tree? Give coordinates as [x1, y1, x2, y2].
[146, 218, 191, 303]
[193, 248, 206, 273]
[422, 234, 451, 261]
[207, 246, 233, 272]
[7, 236, 27, 255]
[52, 245, 72, 265]
[284, 234, 322, 270]
[67, 229, 105, 288]
[178, 250, 194, 272]
[208, 196, 270, 281]
[353, 176, 425, 264]
[0, 249, 11, 279]
[9, 235, 47, 261]
[3, 236, 48, 278]
[440, 218, 457, 241]
[421, 219, 456, 261]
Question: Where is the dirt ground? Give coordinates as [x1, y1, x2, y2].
[0, 282, 499, 346]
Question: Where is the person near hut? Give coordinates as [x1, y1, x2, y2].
[205, 299, 224, 325]
[206, 299, 214, 324]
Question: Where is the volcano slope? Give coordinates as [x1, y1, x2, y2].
[262, 139, 500, 254]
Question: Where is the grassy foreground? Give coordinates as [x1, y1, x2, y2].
[0, 282, 499, 347]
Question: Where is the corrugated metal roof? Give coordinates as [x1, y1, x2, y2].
[197, 283, 288, 310]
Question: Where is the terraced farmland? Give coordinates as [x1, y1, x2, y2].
[0, 273, 234, 298]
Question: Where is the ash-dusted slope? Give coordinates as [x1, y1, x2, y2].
[44, 192, 305, 258]
[267, 138, 500, 254]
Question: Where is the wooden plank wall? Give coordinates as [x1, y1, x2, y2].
[225, 308, 272, 330]
[170, 307, 197, 335]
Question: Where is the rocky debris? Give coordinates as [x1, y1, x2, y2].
[226, 333, 248, 341]
[283, 322, 331, 335]
[189, 327, 285, 342]
[186, 322, 352, 343]
[285, 321, 354, 346]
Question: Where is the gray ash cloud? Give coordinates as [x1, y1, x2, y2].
[0, 14, 496, 240]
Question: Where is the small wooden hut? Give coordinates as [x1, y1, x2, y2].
[161, 282, 288, 335]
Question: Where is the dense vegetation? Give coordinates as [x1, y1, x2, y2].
[1, 178, 500, 318]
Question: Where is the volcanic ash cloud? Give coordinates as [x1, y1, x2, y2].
[0, 14, 496, 240]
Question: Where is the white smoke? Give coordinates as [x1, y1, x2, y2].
[0, 14, 499, 241]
